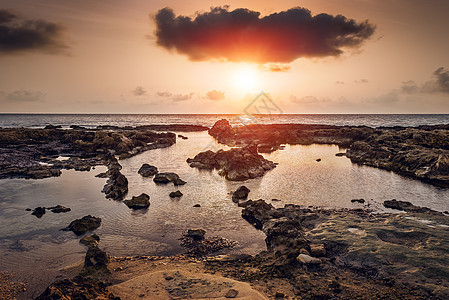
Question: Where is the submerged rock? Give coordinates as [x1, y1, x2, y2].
[80, 234, 100, 247]
[187, 145, 276, 181]
[232, 186, 250, 202]
[61, 215, 101, 235]
[351, 198, 365, 204]
[138, 164, 158, 177]
[154, 172, 186, 185]
[123, 193, 150, 209]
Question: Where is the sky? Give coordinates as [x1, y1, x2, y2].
[0, 0, 448, 114]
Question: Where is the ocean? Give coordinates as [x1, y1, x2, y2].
[1, 113, 449, 128]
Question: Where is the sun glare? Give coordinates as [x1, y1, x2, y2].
[233, 65, 260, 92]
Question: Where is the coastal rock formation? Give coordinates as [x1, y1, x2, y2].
[61, 215, 101, 235]
[232, 186, 250, 202]
[181, 229, 236, 256]
[102, 154, 128, 200]
[31, 207, 46, 218]
[0, 127, 177, 180]
[36, 276, 119, 300]
[138, 163, 158, 177]
[123, 193, 150, 209]
[187, 145, 276, 181]
[383, 199, 442, 214]
[48, 205, 71, 213]
[208, 119, 449, 187]
[236, 199, 449, 298]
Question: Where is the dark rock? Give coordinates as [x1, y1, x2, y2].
[193, 204, 201, 207]
[208, 119, 233, 140]
[153, 172, 179, 184]
[187, 146, 276, 181]
[187, 229, 206, 240]
[31, 207, 46, 218]
[61, 215, 101, 235]
[178, 134, 188, 139]
[84, 244, 109, 269]
[169, 190, 183, 198]
[225, 289, 238, 298]
[138, 164, 158, 177]
[351, 199, 365, 204]
[180, 233, 236, 256]
[48, 205, 71, 213]
[316, 158, 322, 162]
[241, 200, 274, 229]
[383, 199, 441, 214]
[257, 143, 279, 153]
[102, 156, 128, 200]
[174, 178, 187, 186]
[309, 243, 326, 257]
[36, 275, 119, 300]
[232, 186, 250, 202]
[123, 193, 150, 209]
[335, 152, 346, 157]
[44, 125, 62, 129]
[80, 234, 100, 247]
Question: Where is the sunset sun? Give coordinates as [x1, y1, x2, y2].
[233, 65, 260, 92]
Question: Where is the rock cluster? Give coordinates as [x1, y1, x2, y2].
[153, 172, 186, 185]
[101, 154, 128, 200]
[208, 119, 449, 187]
[180, 229, 236, 257]
[30, 205, 71, 218]
[232, 186, 250, 202]
[187, 145, 276, 181]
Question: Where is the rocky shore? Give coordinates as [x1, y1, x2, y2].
[208, 119, 449, 187]
[0, 126, 185, 180]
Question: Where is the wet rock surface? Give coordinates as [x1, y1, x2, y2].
[61, 215, 101, 235]
[101, 154, 128, 200]
[137, 163, 158, 177]
[232, 186, 250, 202]
[153, 172, 186, 185]
[123, 193, 150, 209]
[0, 126, 177, 180]
[187, 145, 276, 181]
[36, 275, 118, 300]
[209, 119, 449, 187]
[169, 190, 183, 198]
[180, 230, 237, 257]
[231, 199, 449, 298]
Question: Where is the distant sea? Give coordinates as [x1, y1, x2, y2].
[0, 114, 448, 129]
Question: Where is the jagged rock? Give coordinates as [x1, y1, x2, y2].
[154, 172, 185, 185]
[61, 215, 101, 235]
[80, 234, 100, 247]
[297, 254, 321, 264]
[138, 164, 158, 177]
[36, 275, 119, 300]
[232, 186, 250, 202]
[187, 229, 206, 240]
[102, 155, 128, 200]
[31, 207, 46, 218]
[241, 200, 274, 229]
[169, 190, 183, 198]
[123, 193, 150, 209]
[48, 205, 71, 213]
[84, 244, 109, 269]
[187, 145, 276, 181]
[309, 244, 326, 257]
[383, 199, 441, 214]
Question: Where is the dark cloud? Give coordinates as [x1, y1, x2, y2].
[0, 9, 68, 55]
[154, 6, 375, 63]
[0, 89, 46, 102]
[258, 63, 291, 72]
[133, 86, 147, 96]
[402, 67, 449, 94]
[206, 90, 225, 100]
